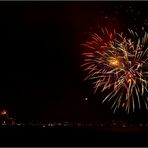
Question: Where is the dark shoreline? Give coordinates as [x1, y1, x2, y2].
[0, 126, 148, 146]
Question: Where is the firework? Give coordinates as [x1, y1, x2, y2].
[81, 27, 148, 113]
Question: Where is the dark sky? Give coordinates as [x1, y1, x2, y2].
[0, 1, 147, 123]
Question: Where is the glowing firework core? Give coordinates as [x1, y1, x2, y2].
[109, 58, 120, 66]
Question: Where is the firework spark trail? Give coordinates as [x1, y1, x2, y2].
[81, 28, 148, 113]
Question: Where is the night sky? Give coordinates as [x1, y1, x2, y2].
[0, 1, 148, 123]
